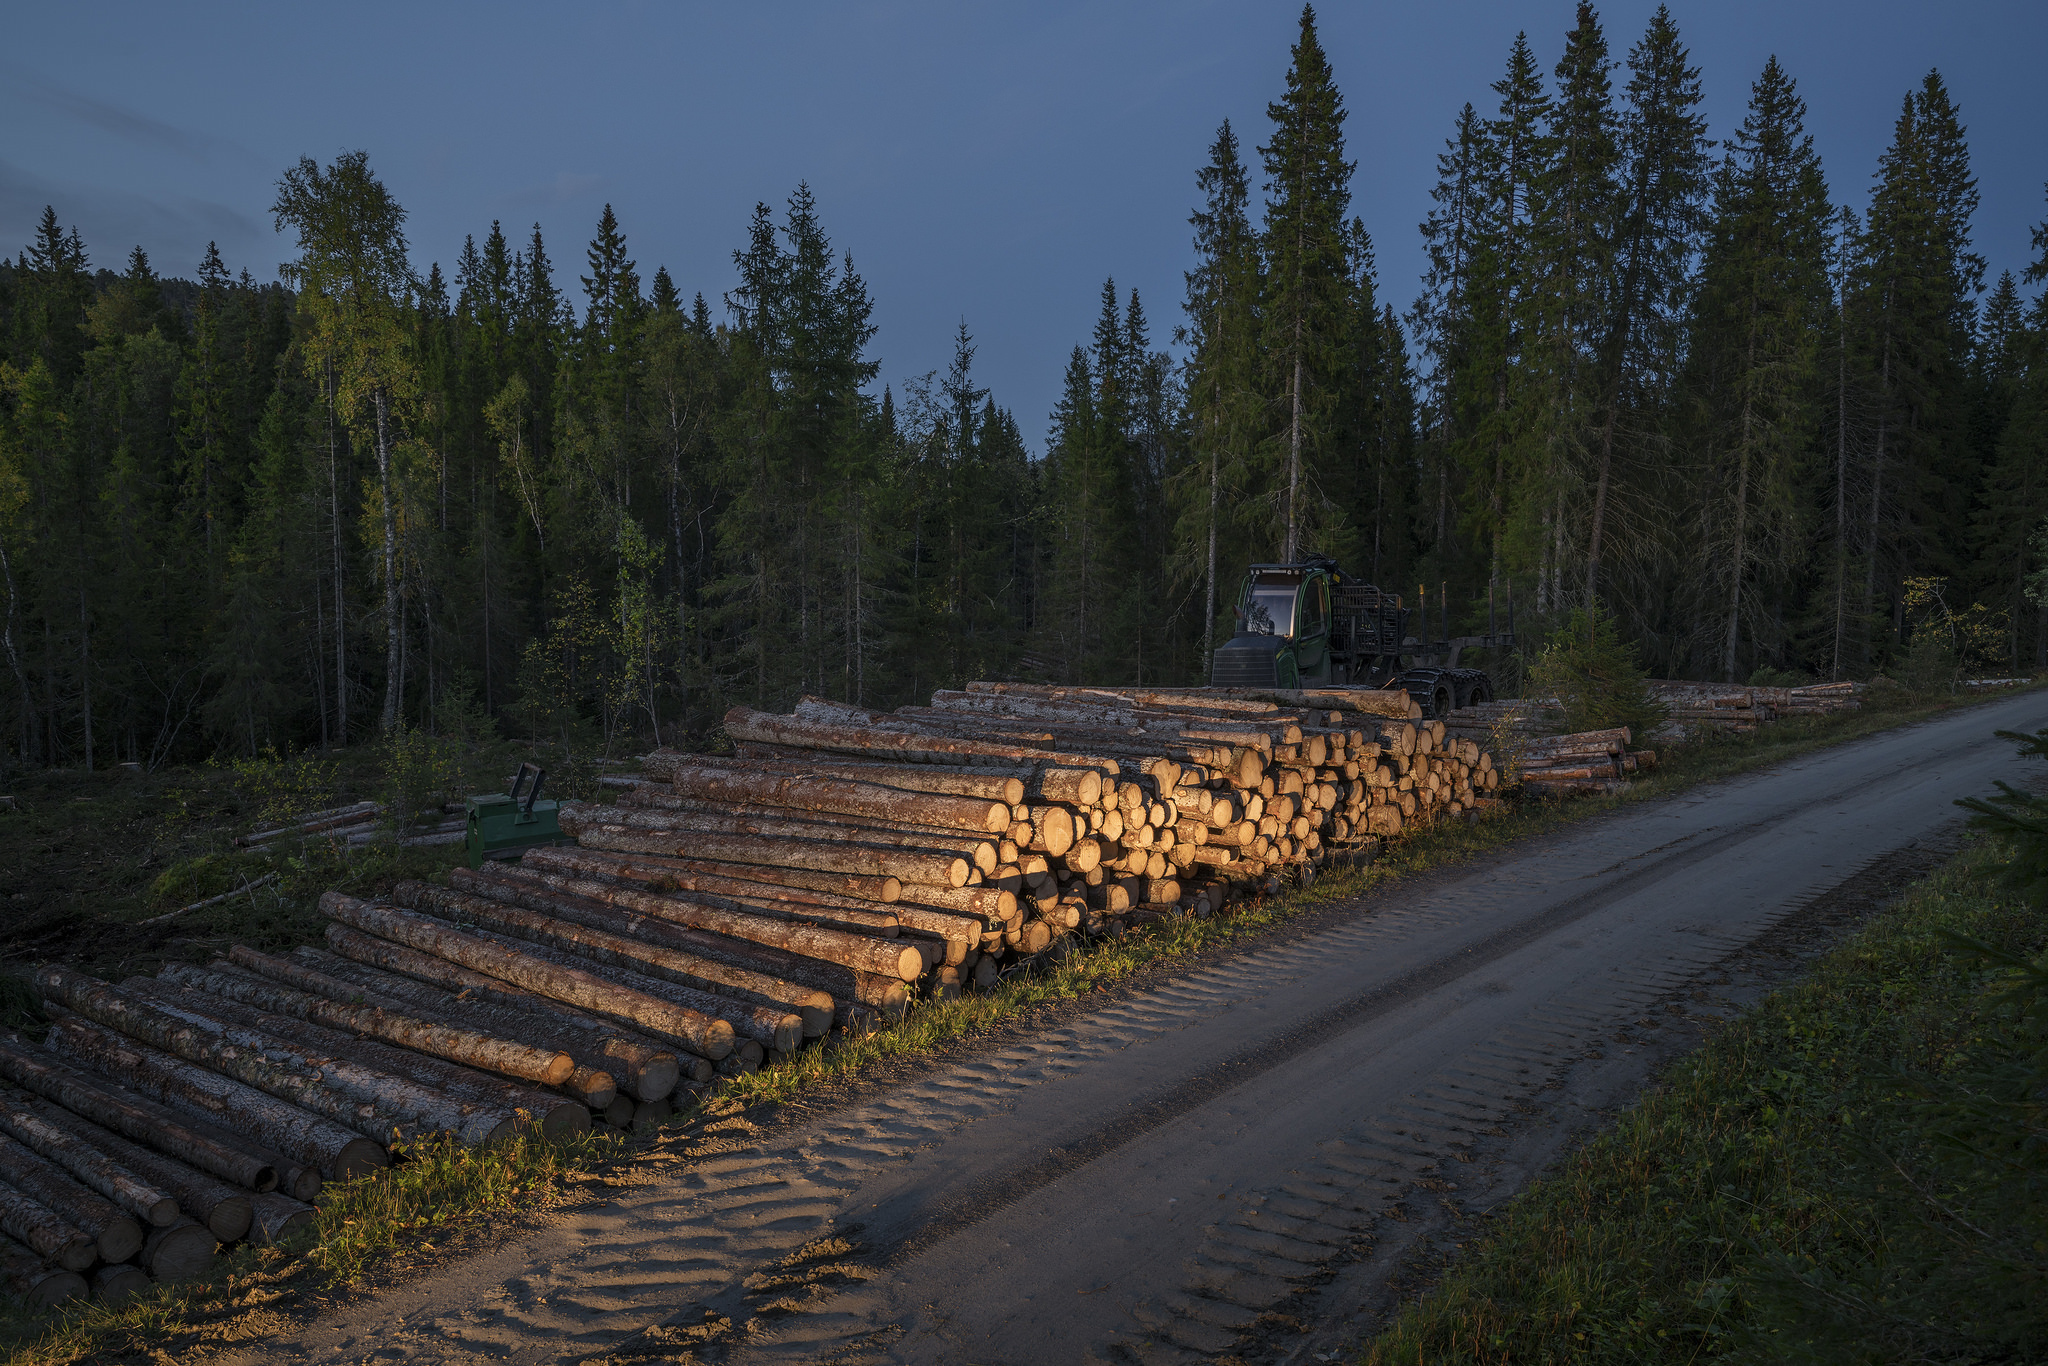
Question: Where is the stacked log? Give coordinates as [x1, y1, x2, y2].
[0, 1032, 320, 1304]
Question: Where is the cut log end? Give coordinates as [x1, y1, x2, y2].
[206, 1195, 254, 1243]
[93, 1262, 151, 1307]
[538, 1102, 591, 1142]
[333, 1139, 389, 1182]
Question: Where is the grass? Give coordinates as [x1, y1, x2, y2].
[1358, 835, 2048, 1365]
[0, 681, 2037, 1361]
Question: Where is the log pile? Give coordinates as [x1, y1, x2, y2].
[1644, 679, 1860, 734]
[0, 681, 1548, 1309]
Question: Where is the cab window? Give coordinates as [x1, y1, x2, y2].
[1299, 578, 1329, 636]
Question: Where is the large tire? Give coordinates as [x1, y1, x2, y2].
[1430, 684, 1453, 718]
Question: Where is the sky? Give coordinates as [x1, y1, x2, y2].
[5, 1, 2044, 448]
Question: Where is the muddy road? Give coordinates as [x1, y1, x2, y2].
[222, 693, 2048, 1366]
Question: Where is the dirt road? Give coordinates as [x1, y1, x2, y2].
[222, 694, 2048, 1366]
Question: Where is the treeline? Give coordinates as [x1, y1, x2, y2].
[1, 2, 2044, 772]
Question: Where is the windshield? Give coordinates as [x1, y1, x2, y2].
[1244, 579, 1298, 637]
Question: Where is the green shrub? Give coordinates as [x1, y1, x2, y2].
[1528, 606, 1667, 738]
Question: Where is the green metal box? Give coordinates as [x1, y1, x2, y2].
[465, 764, 571, 867]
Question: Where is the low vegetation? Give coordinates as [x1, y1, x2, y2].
[1362, 735, 2048, 1363]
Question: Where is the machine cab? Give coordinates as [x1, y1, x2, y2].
[1216, 564, 1335, 688]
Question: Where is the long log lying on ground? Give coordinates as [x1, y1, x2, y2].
[139, 970, 590, 1142]
[321, 893, 735, 1061]
[724, 705, 1122, 778]
[41, 1015, 383, 1181]
[308, 932, 680, 1101]
[0, 1129, 143, 1262]
[0, 1035, 276, 1192]
[560, 811, 969, 889]
[158, 956, 574, 1088]
[0, 1231, 83, 1307]
[428, 874, 837, 1035]
[396, 883, 807, 1052]
[233, 948, 617, 1111]
[646, 751, 1032, 805]
[614, 791, 998, 883]
[447, 924, 802, 1055]
[37, 966, 533, 1147]
[659, 765, 1010, 833]
[523, 845, 902, 905]
[0, 1086, 177, 1224]
[521, 846, 932, 932]
[94, 1262, 151, 1306]
[469, 864, 925, 983]
[0, 1182, 96, 1271]
[9, 1096, 251, 1243]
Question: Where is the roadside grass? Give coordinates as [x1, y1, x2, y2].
[1360, 842, 2048, 1363]
[0, 682, 2037, 1360]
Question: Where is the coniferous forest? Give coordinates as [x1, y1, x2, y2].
[2, 3, 2044, 773]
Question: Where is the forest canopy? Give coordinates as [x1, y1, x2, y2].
[1, 1, 2043, 772]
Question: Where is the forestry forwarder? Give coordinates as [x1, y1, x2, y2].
[1209, 556, 1513, 718]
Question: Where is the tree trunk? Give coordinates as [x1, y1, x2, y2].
[0, 1177, 98, 1271]
[139, 971, 588, 1142]
[311, 931, 679, 1102]
[527, 842, 902, 905]
[169, 952, 572, 1087]
[10, 1099, 251, 1243]
[644, 751, 1027, 806]
[453, 866, 921, 982]
[376, 384, 401, 733]
[43, 1014, 384, 1182]
[0, 1037, 276, 1193]
[407, 878, 829, 1041]
[559, 811, 968, 890]
[0, 1088, 177, 1224]
[37, 966, 529, 1147]
[318, 893, 736, 1060]
[654, 766, 1009, 833]
[0, 1232, 84, 1307]
[0, 1131, 143, 1262]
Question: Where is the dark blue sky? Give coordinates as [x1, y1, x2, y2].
[6, 2, 2043, 447]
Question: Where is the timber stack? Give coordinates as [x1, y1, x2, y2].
[1442, 702, 1657, 794]
[0, 682, 1532, 1308]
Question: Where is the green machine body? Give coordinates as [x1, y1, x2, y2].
[466, 762, 571, 868]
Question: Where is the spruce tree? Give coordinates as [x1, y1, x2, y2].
[1683, 56, 1832, 680]
[1179, 119, 1264, 661]
[1258, 4, 1353, 561]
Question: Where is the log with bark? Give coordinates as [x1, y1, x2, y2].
[0, 1086, 177, 1225]
[140, 1216, 215, 1282]
[0, 1034, 277, 1192]
[0, 1183, 96, 1272]
[0, 1127, 144, 1262]
[313, 929, 680, 1102]
[248, 1190, 316, 1246]
[37, 966, 540, 1148]
[138, 970, 590, 1142]
[40, 1015, 383, 1182]
[7, 1096, 252, 1243]
[418, 876, 838, 1035]
[0, 1230, 84, 1306]
[559, 813, 968, 889]
[158, 954, 574, 1088]
[319, 893, 736, 1062]
[459, 865, 924, 982]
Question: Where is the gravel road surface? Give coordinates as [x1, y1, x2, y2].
[219, 692, 2048, 1366]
